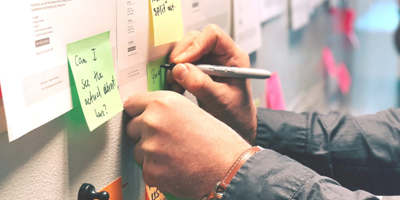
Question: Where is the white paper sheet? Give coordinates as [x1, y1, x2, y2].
[308, 0, 326, 14]
[2, 0, 117, 142]
[289, 0, 310, 31]
[233, 0, 263, 54]
[117, 0, 174, 102]
[259, 0, 287, 22]
[181, 0, 231, 35]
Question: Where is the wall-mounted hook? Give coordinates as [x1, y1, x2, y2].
[78, 183, 110, 200]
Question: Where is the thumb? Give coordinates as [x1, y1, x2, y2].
[172, 63, 221, 99]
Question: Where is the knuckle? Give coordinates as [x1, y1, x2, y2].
[123, 95, 136, 108]
[186, 30, 200, 37]
[205, 24, 221, 34]
[142, 114, 159, 129]
[141, 140, 155, 153]
[205, 24, 223, 38]
[163, 92, 180, 104]
[187, 40, 203, 54]
[150, 92, 179, 106]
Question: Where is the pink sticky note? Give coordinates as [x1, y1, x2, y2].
[343, 8, 355, 35]
[322, 48, 337, 77]
[343, 8, 360, 48]
[329, 7, 340, 15]
[337, 63, 352, 95]
[0, 85, 2, 98]
[266, 73, 286, 110]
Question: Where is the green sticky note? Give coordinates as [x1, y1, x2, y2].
[145, 55, 191, 200]
[147, 55, 168, 92]
[67, 31, 123, 131]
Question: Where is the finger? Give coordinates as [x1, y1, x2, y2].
[172, 63, 223, 99]
[173, 24, 237, 64]
[133, 141, 145, 166]
[169, 30, 201, 63]
[166, 70, 175, 84]
[142, 165, 159, 188]
[167, 69, 187, 94]
[124, 93, 151, 118]
[171, 82, 185, 94]
[126, 116, 143, 143]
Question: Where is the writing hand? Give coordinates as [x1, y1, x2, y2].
[167, 24, 258, 145]
[124, 91, 250, 199]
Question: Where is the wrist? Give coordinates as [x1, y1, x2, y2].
[203, 146, 263, 200]
[243, 103, 258, 146]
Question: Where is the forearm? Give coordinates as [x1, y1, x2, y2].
[223, 150, 378, 200]
[255, 108, 400, 195]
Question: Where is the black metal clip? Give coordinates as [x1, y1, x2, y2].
[78, 183, 110, 200]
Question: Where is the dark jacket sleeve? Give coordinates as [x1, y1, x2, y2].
[256, 108, 400, 195]
[222, 150, 378, 200]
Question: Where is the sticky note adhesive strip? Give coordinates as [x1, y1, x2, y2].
[67, 31, 123, 131]
[149, 0, 184, 46]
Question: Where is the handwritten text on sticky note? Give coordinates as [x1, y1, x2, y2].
[147, 56, 168, 92]
[149, 0, 184, 46]
[67, 32, 123, 131]
[146, 185, 166, 200]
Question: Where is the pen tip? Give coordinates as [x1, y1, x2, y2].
[160, 63, 176, 69]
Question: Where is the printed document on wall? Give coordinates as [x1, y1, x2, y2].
[2, 0, 116, 142]
[259, 0, 287, 22]
[117, 0, 174, 102]
[233, 0, 262, 54]
[181, 0, 231, 35]
[308, 0, 325, 14]
[290, 0, 310, 31]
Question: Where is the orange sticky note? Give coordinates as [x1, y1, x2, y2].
[337, 63, 352, 95]
[145, 185, 167, 200]
[266, 73, 286, 110]
[322, 47, 337, 77]
[100, 177, 123, 200]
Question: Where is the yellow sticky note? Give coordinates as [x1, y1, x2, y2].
[149, 0, 184, 46]
[67, 32, 123, 131]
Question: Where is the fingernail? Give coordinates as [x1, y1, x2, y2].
[174, 52, 187, 62]
[174, 64, 189, 81]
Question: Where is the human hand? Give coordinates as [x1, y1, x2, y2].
[124, 91, 251, 199]
[167, 24, 258, 145]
